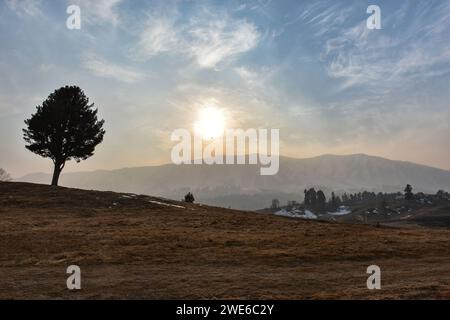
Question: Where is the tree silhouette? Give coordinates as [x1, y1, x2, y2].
[184, 192, 195, 203]
[270, 198, 280, 210]
[316, 190, 326, 213]
[304, 188, 317, 209]
[331, 192, 338, 211]
[23, 86, 105, 186]
[0, 168, 11, 181]
[404, 184, 414, 200]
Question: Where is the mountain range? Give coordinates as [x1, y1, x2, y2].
[18, 154, 450, 210]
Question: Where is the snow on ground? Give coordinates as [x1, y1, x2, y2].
[120, 194, 137, 199]
[327, 206, 352, 216]
[274, 209, 317, 220]
[148, 200, 185, 209]
[304, 210, 317, 219]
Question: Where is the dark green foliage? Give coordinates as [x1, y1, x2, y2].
[329, 192, 342, 211]
[304, 188, 317, 208]
[316, 190, 326, 213]
[184, 192, 195, 203]
[23, 86, 105, 186]
[270, 198, 280, 210]
[303, 188, 327, 213]
[436, 190, 448, 199]
[404, 184, 414, 200]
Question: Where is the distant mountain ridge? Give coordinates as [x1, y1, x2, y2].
[18, 154, 450, 210]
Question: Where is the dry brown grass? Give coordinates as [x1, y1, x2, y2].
[1, 182, 450, 299]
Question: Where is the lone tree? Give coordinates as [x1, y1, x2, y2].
[0, 168, 11, 182]
[404, 184, 414, 201]
[184, 192, 195, 203]
[23, 86, 105, 186]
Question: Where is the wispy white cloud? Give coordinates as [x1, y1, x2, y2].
[134, 10, 260, 69]
[135, 15, 180, 57]
[187, 15, 260, 68]
[6, 0, 42, 17]
[234, 65, 277, 88]
[36, 63, 56, 72]
[234, 66, 258, 83]
[322, 2, 450, 91]
[83, 53, 145, 83]
[71, 0, 123, 25]
[287, 2, 351, 37]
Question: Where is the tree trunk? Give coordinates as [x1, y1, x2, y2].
[51, 163, 62, 186]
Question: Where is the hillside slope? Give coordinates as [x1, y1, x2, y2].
[1, 182, 450, 299]
[19, 154, 450, 210]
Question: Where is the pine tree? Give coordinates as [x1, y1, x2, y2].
[342, 193, 349, 203]
[404, 184, 414, 201]
[271, 199, 280, 210]
[331, 192, 337, 211]
[317, 190, 326, 213]
[184, 192, 195, 203]
[23, 86, 105, 186]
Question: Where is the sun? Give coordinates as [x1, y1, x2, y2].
[194, 105, 226, 139]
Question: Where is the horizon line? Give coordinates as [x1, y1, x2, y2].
[15, 152, 450, 178]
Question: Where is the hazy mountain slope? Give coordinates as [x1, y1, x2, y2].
[19, 154, 450, 210]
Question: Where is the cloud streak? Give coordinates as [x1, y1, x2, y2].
[83, 54, 145, 83]
[187, 15, 260, 68]
[71, 0, 123, 25]
[6, 0, 42, 17]
[321, 1, 450, 91]
[134, 10, 260, 69]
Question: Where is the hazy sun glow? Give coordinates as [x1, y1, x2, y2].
[194, 105, 226, 139]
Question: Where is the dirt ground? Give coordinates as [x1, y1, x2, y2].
[1, 182, 450, 299]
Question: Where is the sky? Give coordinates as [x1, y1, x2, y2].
[1, 0, 450, 177]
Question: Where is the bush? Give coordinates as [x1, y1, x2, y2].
[184, 192, 195, 203]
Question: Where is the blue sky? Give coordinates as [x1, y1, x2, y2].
[1, 0, 450, 177]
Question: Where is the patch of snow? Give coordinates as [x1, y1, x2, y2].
[304, 210, 317, 219]
[148, 200, 185, 209]
[120, 194, 137, 199]
[274, 209, 317, 220]
[327, 206, 352, 216]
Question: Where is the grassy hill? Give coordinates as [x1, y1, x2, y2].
[1, 182, 450, 299]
